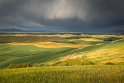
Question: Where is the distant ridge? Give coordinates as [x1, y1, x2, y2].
[0, 28, 124, 35]
[0, 28, 48, 33]
[0, 28, 24, 32]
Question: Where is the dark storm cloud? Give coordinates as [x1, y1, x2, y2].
[88, 0, 124, 21]
[0, 0, 124, 33]
[0, 0, 27, 18]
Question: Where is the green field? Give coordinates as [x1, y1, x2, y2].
[0, 33, 124, 83]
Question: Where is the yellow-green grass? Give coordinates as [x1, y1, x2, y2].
[8, 42, 85, 48]
[83, 40, 124, 64]
[0, 66, 124, 83]
[51, 38, 124, 65]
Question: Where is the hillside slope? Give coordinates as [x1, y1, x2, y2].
[51, 39, 124, 65]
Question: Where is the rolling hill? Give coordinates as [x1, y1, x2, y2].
[51, 38, 124, 66]
[0, 33, 123, 68]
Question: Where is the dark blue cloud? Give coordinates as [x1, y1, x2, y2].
[0, 0, 124, 33]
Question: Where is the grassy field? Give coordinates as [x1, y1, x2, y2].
[0, 43, 74, 68]
[0, 33, 124, 83]
[52, 39, 124, 66]
[0, 66, 124, 83]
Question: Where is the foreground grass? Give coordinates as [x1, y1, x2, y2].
[0, 66, 124, 83]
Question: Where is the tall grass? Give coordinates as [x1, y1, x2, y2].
[0, 66, 124, 83]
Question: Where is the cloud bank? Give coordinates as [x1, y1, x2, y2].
[0, 0, 124, 33]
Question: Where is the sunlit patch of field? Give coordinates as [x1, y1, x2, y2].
[80, 38, 102, 41]
[86, 42, 124, 57]
[77, 41, 124, 64]
[8, 42, 87, 48]
[11, 34, 32, 36]
[69, 37, 102, 42]
[87, 48, 124, 58]
[85, 46, 124, 63]
[55, 34, 76, 38]
[55, 54, 83, 62]
[91, 35, 115, 37]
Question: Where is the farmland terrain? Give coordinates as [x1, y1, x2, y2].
[0, 33, 124, 83]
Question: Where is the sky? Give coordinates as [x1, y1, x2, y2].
[0, 0, 124, 33]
